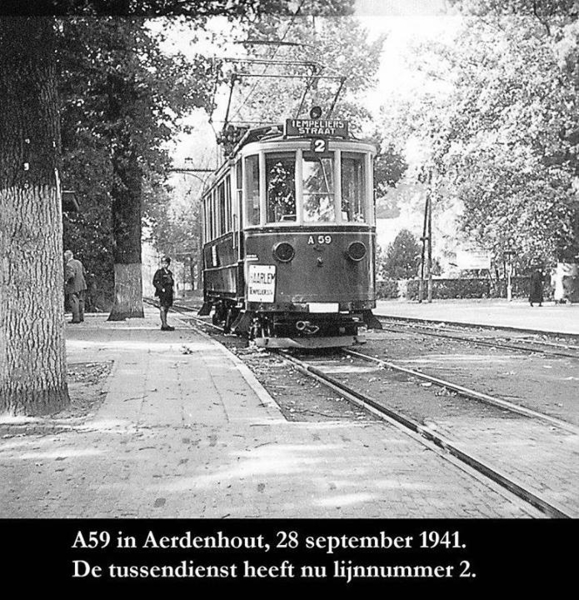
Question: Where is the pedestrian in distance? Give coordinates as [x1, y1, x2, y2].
[153, 256, 175, 331]
[64, 249, 87, 323]
[529, 264, 545, 307]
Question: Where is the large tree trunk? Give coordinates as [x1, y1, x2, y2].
[0, 18, 70, 415]
[108, 147, 144, 320]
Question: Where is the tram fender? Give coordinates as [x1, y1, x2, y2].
[231, 310, 254, 335]
[198, 302, 211, 316]
[362, 310, 382, 329]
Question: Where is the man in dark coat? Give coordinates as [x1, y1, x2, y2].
[153, 256, 175, 331]
[529, 266, 544, 307]
[64, 250, 87, 323]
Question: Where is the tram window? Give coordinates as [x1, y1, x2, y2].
[225, 175, 232, 232]
[341, 153, 367, 222]
[235, 161, 242, 232]
[203, 200, 208, 242]
[303, 154, 335, 223]
[219, 183, 226, 235]
[236, 160, 242, 192]
[245, 155, 260, 226]
[211, 191, 217, 239]
[266, 154, 296, 223]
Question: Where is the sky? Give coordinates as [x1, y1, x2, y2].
[355, 0, 450, 16]
[353, 0, 461, 103]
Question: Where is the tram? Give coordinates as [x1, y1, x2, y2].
[199, 108, 382, 348]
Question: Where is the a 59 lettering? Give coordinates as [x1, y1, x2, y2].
[308, 235, 332, 245]
[72, 530, 111, 549]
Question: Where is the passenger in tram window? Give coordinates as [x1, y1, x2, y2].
[341, 154, 366, 222]
[529, 264, 545, 307]
[267, 161, 296, 223]
[341, 198, 365, 223]
[341, 197, 351, 221]
[153, 256, 175, 330]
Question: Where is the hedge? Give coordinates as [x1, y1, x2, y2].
[376, 277, 554, 301]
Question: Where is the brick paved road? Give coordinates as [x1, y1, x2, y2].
[0, 312, 543, 519]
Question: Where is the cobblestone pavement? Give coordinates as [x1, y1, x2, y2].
[0, 310, 541, 519]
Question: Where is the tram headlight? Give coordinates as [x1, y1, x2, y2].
[346, 241, 367, 262]
[273, 242, 295, 263]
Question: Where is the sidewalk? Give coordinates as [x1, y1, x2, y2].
[0, 306, 539, 520]
[375, 298, 579, 336]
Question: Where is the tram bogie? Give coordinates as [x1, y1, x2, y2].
[199, 112, 382, 349]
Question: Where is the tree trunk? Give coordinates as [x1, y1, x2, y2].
[107, 147, 145, 320]
[0, 18, 70, 415]
[109, 263, 144, 319]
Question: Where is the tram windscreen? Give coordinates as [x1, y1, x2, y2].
[303, 154, 335, 223]
[341, 153, 367, 222]
[266, 155, 296, 223]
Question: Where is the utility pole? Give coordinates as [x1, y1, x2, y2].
[418, 191, 428, 303]
[427, 188, 433, 303]
[418, 169, 434, 303]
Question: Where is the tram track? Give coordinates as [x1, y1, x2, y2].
[172, 301, 578, 429]
[343, 347, 579, 435]
[170, 300, 579, 358]
[165, 301, 578, 519]
[376, 316, 579, 360]
[277, 348, 577, 519]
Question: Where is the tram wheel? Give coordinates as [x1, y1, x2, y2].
[224, 307, 239, 334]
[212, 302, 227, 326]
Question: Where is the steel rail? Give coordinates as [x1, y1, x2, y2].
[278, 350, 574, 520]
[376, 318, 579, 359]
[344, 347, 579, 436]
[375, 313, 579, 342]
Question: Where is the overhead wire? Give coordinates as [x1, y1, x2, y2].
[226, 0, 308, 125]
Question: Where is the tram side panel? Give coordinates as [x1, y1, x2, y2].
[202, 232, 238, 304]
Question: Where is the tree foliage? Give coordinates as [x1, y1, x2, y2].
[1, 0, 355, 18]
[57, 17, 216, 310]
[378, 1, 579, 271]
[442, 8, 579, 267]
[380, 229, 422, 280]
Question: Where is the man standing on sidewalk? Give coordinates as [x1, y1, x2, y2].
[64, 250, 87, 323]
[153, 256, 175, 331]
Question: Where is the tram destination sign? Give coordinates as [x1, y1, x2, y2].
[285, 118, 349, 138]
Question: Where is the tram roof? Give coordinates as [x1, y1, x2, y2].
[234, 123, 374, 153]
[202, 123, 375, 195]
